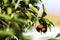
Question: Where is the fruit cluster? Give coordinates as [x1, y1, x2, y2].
[36, 24, 47, 33]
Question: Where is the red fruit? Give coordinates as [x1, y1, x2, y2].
[36, 24, 43, 32]
[36, 24, 47, 33]
[42, 28, 45, 31]
[37, 24, 43, 29]
[36, 27, 40, 32]
[41, 27, 47, 33]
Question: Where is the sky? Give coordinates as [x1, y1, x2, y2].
[39, 0, 60, 14]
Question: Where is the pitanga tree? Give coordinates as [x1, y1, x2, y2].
[0, 0, 54, 40]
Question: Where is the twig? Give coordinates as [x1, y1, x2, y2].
[15, 0, 21, 9]
[0, 19, 7, 25]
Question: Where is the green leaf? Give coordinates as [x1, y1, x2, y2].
[56, 33, 60, 37]
[34, 18, 39, 27]
[12, 0, 15, 3]
[44, 18, 54, 26]
[17, 19, 28, 25]
[25, 21, 32, 32]
[0, 14, 11, 20]
[48, 24, 51, 31]
[3, 0, 8, 3]
[13, 22, 20, 30]
[12, 13, 18, 19]
[0, 28, 14, 37]
[44, 18, 49, 24]
[26, 10, 32, 19]
[3, 3, 9, 7]
[42, 4, 47, 17]
[7, 7, 12, 15]
[48, 38, 57, 40]
[40, 0, 42, 2]
[0, 7, 2, 13]
[29, 4, 38, 15]
[24, 0, 30, 4]
[44, 18, 54, 31]
[42, 11, 47, 17]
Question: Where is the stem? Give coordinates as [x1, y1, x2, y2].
[15, 0, 21, 9]
[0, 19, 7, 25]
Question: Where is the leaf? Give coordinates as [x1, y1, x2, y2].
[56, 33, 60, 37]
[44, 18, 49, 24]
[29, 0, 37, 4]
[12, 13, 18, 19]
[41, 18, 54, 31]
[0, 14, 11, 20]
[3, 0, 8, 3]
[7, 7, 12, 15]
[42, 4, 47, 17]
[34, 18, 39, 27]
[40, 0, 42, 2]
[42, 11, 47, 17]
[39, 18, 43, 24]
[29, 4, 38, 15]
[12, 0, 15, 3]
[44, 18, 54, 26]
[25, 22, 32, 32]
[0, 28, 14, 37]
[48, 38, 57, 40]
[24, 0, 30, 4]
[48, 24, 51, 31]
[13, 22, 20, 30]
[26, 10, 32, 19]
[3, 3, 9, 7]
[13, 18, 28, 25]
[0, 7, 2, 13]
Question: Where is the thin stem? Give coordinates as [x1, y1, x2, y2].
[15, 0, 21, 9]
[0, 19, 7, 25]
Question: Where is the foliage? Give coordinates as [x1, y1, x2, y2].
[0, 0, 54, 40]
[48, 33, 60, 40]
[56, 33, 60, 37]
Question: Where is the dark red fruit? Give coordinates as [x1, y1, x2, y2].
[41, 27, 47, 33]
[36, 24, 43, 32]
[36, 24, 47, 33]
[36, 27, 41, 32]
[37, 24, 43, 29]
